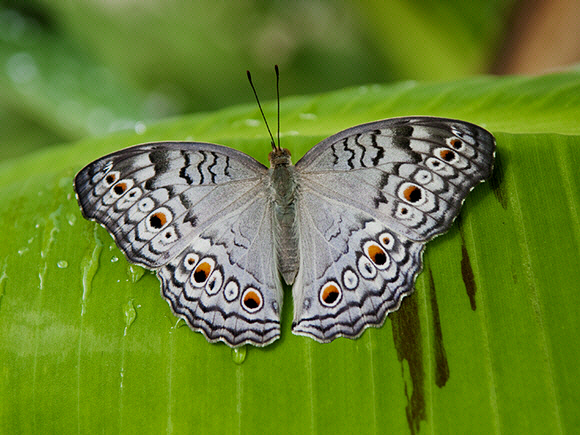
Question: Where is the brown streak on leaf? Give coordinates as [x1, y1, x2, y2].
[461, 245, 477, 311]
[392, 295, 425, 435]
[428, 269, 450, 388]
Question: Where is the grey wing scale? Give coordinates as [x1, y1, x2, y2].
[292, 117, 495, 342]
[74, 142, 282, 347]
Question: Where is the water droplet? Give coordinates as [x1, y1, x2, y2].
[244, 119, 260, 127]
[126, 264, 145, 283]
[6, 52, 38, 84]
[57, 260, 68, 269]
[299, 113, 317, 120]
[169, 317, 185, 333]
[67, 213, 77, 226]
[123, 299, 137, 336]
[80, 226, 104, 316]
[0, 260, 8, 302]
[134, 121, 147, 134]
[111, 256, 119, 263]
[17, 247, 29, 256]
[120, 367, 125, 389]
[231, 346, 247, 365]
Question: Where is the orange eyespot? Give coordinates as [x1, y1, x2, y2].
[113, 182, 127, 195]
[319, 281, 342, 307]
[403, 185, 422, 203]
[105, 173, 118, 184]
[193, 261, 212, 283]
[367, 244, 387, 266]
[321, 284, 339, 304]
[242, 288, 263, 312]
[450, 138, 462, 149]
[149, 212, 167, 229]
[440, 150, 455, 162]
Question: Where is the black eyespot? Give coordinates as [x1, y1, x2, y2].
[149, 212, 167, 229]
[208, 279, 216, 291]
[244, 298, 259, 309]
[403, 185, 422, 203]
[113, 183, 126, 195]
[323, 290, 339, 304]
[242, 288, 263, 312]
[440, 150, 455, 162]
[194, 269, 208, 283]
[450, 138, 463, 149]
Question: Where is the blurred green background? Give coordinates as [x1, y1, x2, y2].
[3, 0, 577, 161]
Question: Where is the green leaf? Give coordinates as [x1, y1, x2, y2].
[1, 71, 579, 433]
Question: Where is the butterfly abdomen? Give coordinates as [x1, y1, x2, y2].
[270, 157, 300, 285]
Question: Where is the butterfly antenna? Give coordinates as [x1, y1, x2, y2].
[247, 70, 277, 151]
[275, 64, 281, 150]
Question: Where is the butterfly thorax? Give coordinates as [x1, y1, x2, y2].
[269, 147, 300, 285]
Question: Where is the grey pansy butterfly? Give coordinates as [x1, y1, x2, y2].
[74, 116, 495, 347]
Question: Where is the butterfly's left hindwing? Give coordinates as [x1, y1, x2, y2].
[74, 142, 283, 347]
[292, 191, 424, 341]
[158, 191, 283, 347]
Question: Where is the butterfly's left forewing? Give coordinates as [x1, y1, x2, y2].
[74, 142, 283, 347]
[292, 117, 494, 342]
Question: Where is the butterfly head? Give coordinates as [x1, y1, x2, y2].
[268, 147, 292, 168]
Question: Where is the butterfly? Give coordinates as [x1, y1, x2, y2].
[74, 116, 495, 347]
